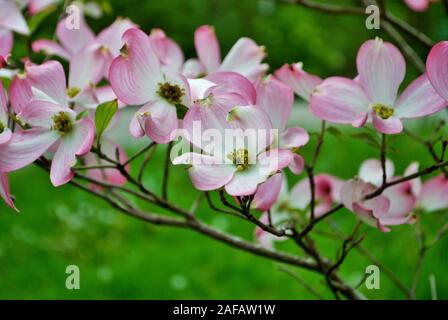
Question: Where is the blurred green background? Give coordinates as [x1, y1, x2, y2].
[1, 0, 448, 299]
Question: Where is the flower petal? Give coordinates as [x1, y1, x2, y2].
[359, 158, 395, 187]
[182, 58, 206, 79]
[219, 38, 268, 81]
[97, 18, 136, 56]
[173, 152, 235, 191]
[405, 0, 430, 12]
[56, 14, 94, 55]
[195, 25, 221, 74]
[0, 0, 29, 35]
[0, 172, 16, 210]
[109, 28, 162, 105]
[32, 39, 71, 60]
[357, 38, 405, 105]
[426, 41, 448, 102]
[0, 129, 59, 172]
[9, 75, 34, 113]
[50, 118, 94, 186]
[225, 165, 266, 196]
[144, 99, 178, 144]
[381, 181, 416, 225]
[274, 62, 323, 101]
[288, 153, 304, 175]
[19, 100, 75, 129]
[254, 76, 293, 131]
[25, 60, 68, 106]
[0, 28, 13, 57]
[372, 114, 403, 134]
[419, 176, 448, 212]
[251, 172, 284, 211]
[395, 74, 447, 118]
[149, 28, 184, 72]
[310, 77, 370, 124]
[206, 71, 257, 105]
[280, 127, 309, 149]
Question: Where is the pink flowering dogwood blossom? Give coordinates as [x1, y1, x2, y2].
[173, 106, 292, 196]
[275, 62, 323, 102]
[310, 38, 447, 134]
[427, 41, 448, 102]
[0, 0, 29, 58]
[149, 28, 184, 73]
[110, 28, 191, 144]
[0, 61, 95, 186]
[404, 0, 438, 12]
[183, 25, 268, 81]
[341, 159, 416, 232]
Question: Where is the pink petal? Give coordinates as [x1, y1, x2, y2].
[404, 0, 430, 11]
[224, 165, 267, 196]
[50, 118, 94, 186]
[206, 71, 257, 105]
[0, 129, 59, 172]
[109, 28, 162, 105]
[310, 77, 370, 124]
[254, 76, 293, 131]
[381, 181, 416, 225]
[182, 58, 206, 79]
[219, 38, 268, 81]
[288, 153, 304, 175]
[256, 149, 292, 176]
[404, 162, 422, 197]
[426, 41, 448, 102]
[358, 158, 395, 187]
[143, 100, 178, 144]
[251, 172, 284, 211]
[372, 114, 403, 134]
[149, 28, 184, 72]
[173, 152, 235, 191]
[28, 0, 60, 15]
[9, 75, 33, 113]
[25, 60, 68, 106]
[69, 44, 113, 89]
[0, 172, 16, 210]
[419, 176, 448, 212]
[290, 178, 311, 210]
[357, 38, 405, 105]
[56, 14, 94, 55]
[195, 25, 221, 74]
[97, 18, 136, 56]
[281, 127, 309, 149]
[32, 39, 71, 60]
[0, 0, 29, 35]
[395, 74, 447, 118]
[274, 63, 323, 101]
[0, 28, 13, 57]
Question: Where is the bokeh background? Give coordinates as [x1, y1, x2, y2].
[1, 0, 448, 299]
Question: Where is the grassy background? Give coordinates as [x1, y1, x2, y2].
[1, 0, 448, 299]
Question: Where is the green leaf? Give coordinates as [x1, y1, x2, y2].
[76, 110, 90, 121]
[350, 132, 381, 149]
[28, 7, 56, 34]
[175, 103, 189, 119]
[326, 127, 342, 141]
[95, 100, 118, 143]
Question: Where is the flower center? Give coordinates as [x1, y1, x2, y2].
[227, 149, 250, 171]
[52, 112, 73, 135]
[373, 104, 394, 120]
[67, 87, 81, 98]
[158, 82, 184, 104]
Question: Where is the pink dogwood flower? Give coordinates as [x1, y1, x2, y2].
[310, 38, 447, 134]
[183, 25, 268, 81]
[149, 28, 184, 72]
[0, 61, 95, 186]
[173, 106, 292, 196]
[254, 75, 309, 174]
[0, 0, 29, 58]
[274, 62, 323, 102]
[110, 28, 191, 144]
[404, 0, 438, 12]
[427, 41, 448, 102]
[341, 159, 416, 232]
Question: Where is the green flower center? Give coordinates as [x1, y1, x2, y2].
[52, 112, 73, 135]
[158, 82, 184, 104]
[227, 149, 250, 171]
[0, 121, 4, 134]
[373, 104, 394, 120]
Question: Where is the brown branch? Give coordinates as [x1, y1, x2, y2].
[162, 142, 173, 200]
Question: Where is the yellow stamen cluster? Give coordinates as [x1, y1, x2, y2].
[67, 87, 81, 99]
[157, 82, 184, 104]
[228, 149, 250, 171]
[373, 104, 394, 120]
[52, 112, 73, 135]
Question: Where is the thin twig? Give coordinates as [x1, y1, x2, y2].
[278, 266, 325, 299]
